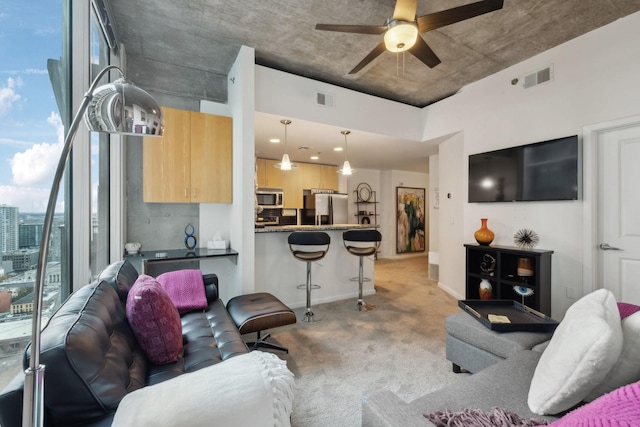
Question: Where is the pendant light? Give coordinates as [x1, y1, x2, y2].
[338, 130, 356, 175]
[275, 119, 297, 170]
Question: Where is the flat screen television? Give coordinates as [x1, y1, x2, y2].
[468, 135, 579, 202]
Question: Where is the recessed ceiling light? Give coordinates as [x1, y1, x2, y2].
[269, 138, 280, 143]
[334, 147, 343, 152]
[310, 155, 319, 160]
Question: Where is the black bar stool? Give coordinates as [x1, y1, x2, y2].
[288, 231, 330, 322]
[343, 229, 381, 311]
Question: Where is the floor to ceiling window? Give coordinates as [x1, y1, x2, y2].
[0, 0, 70, 389]
[90, 6, 111, 279]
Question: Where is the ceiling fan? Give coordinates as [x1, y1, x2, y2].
[315, 0, 504, 74]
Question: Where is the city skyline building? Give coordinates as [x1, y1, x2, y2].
[0, 205, 19, 254]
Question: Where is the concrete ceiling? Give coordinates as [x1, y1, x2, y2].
[108, 0, 640, 173]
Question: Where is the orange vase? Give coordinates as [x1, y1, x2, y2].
[474, 218, 495, 246]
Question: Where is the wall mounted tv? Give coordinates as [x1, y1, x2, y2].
[468, 135, 579, 202]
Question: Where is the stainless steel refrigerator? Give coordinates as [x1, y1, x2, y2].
[302, 193, 349, 225]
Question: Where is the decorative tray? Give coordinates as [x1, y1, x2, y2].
[458, 299, 559, 332]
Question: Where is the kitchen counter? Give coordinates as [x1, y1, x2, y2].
[254, 225, 377, 309]
[255, 223, 379, 233]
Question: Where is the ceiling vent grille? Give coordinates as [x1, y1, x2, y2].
[315, 91, 335, 108]
[523, 66, 552, 89]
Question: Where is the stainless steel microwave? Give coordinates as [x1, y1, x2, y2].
[256, 188, 284, 208]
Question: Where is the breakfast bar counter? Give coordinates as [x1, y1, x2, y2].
[255, 223, 377, 233]
[254, 224, 379, 309]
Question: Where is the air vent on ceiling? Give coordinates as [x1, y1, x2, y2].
[315, 91, 335, 108]
[523, 66, 553, 89]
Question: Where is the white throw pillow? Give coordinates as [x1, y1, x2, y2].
[113, 351, 294, 427]
[527, 289, 623, 415]
[584, 310, 640, 401]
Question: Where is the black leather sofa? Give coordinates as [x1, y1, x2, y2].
[0, 260, 248, 427]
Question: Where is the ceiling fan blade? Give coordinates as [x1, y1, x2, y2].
[392, 0, 418, 22]
[416, 0, 503, 33]
[315, 23, 387, 35]
[408, 37, 441, 68]
[349, 42, 387, 74]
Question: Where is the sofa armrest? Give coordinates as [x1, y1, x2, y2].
[0, 373, 25, 427]
[362, 390, 436, 427]
[203, 273, 219, 301]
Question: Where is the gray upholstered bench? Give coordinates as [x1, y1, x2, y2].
[445, 310, 553, 373]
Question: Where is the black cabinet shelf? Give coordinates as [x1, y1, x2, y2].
[354, 188, 378, 226]
[464, 244, 553, 316]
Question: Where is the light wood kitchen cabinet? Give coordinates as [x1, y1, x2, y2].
[255, 158, 283, 189]
[300, 162, 320, 191]
[281, 167, 303, 208]
[319, 164, 338, 190]
[143, 107, 232, 203]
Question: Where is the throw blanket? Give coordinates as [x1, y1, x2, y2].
[156, 269, 207, 314]
[425, 407, 549, 427]
[113, 351, 295, 427]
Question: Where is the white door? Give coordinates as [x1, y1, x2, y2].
[598, 124, 640, 304]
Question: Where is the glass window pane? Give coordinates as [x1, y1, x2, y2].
[0, 0, 68, 389]
[90, 9, 110, 279]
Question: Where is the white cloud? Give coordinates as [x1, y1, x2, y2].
[25, 69, 48, 75]
[0, 112, 65, 212]
[0, 77, 22, 118]
[0, 184, 62, 213]
[10, 111, 63, 188]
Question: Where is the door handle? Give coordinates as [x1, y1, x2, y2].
[599, 243, 622, 251]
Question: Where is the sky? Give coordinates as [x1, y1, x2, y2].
[0, 0, 64, 213]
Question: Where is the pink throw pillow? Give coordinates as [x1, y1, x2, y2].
[126, 275, 183, 364]
[617, 302, 640, 319]
[549, 380, 640, 426]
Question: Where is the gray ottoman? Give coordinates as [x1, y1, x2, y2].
[445, 310, 553, 373]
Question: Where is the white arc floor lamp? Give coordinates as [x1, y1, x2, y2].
[22, 64, 164, 427]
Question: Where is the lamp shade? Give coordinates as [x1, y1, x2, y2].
[384, 21, 418, 52]
[279, 153, 292, 171]
[84, 77, 164, 136]
[340, 160, 353, 175]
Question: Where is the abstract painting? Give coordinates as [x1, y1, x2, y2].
[397, 187, 426, 253]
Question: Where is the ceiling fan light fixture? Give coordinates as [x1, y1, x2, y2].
[384, 20, 418, 52]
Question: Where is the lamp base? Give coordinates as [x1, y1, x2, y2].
[23, 364, 45, 427]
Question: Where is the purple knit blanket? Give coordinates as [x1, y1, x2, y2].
[156, 269, 207, 314]
[425, 407, 549, 427]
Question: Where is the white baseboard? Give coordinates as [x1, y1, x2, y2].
[437, 281, 464, 300]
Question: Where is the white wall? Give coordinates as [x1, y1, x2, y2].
[437, 134, 465, 299]
[379, 170, 429, 259]
[428, 154, 440, 279]
[255, 66, 422, 141]
[422, 11, 640, 319]
[199, 46, 256, 303]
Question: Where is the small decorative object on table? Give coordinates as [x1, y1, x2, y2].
[517, 257, 534, 278]
[184, 223, 197, 250]
[480, 254, 496, 276]
[513, 228, 539, 249]
[479, 279, 493, 300]
[474, 218, 494, 245]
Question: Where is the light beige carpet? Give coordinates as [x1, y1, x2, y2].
[262, 255, 467, 427]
